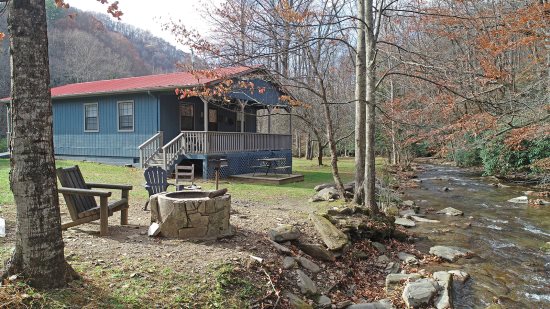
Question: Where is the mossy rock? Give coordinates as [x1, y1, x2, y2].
[541, 242, 550, 253]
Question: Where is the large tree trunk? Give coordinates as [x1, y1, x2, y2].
[353, 0, 366, 205]
[3, 0, 68, 288]
[364, 0, 378, 213]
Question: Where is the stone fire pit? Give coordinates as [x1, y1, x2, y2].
[149, 190, 232, 240]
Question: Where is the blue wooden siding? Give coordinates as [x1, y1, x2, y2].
[53, 93, 159, 159]
[159, 94, 180, 143]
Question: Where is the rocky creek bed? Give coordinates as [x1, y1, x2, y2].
[401, 164, 550, 308]
[290, 162, 549, 308]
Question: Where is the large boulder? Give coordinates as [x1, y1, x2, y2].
[436, 207, 463, 216]
[395, 217, 416, 228]
[402, 278, 439, 308]
[319, 187, 339, 200]
[268, 224, 301, 242]
[429, 245, 472, 262]
[507, 196, 528, 203]
[398, 252, 419, 265]
[310, 214, 349, 251]
[448, 270, 470, 283]
[314, 183, 335, 192]
[433, 271, 453, 309]
[385, 273, 422, 293]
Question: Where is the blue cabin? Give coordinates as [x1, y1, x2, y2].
[1, 66, 294, 179]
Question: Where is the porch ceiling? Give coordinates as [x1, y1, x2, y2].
[227, 78, 291, 111]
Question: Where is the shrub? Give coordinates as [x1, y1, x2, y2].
[480, 138, 550, 175]
[410, 141, 433, 158]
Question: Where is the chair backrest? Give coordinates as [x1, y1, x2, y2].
[57, 165, 98, 221]
[144, 166, 170, 196]
[175, 164, 194, 185]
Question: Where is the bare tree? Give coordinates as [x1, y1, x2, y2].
[353, 0, 366, 205]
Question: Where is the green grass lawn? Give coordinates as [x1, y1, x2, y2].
[0, 156, 387, 308]
[0, 157, 385, 208]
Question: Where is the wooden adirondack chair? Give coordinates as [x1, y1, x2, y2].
[143, 166, 174, 210]
[57, 165, 132, 236]
[175, 164, 195, 190]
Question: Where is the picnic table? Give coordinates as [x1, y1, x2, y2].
[252, 157, 290, 176]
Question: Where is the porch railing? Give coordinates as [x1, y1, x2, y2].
[180, 131, 292, 154]
[162, 132, 185, 170]
[138, 131, 292, 170]
[138, 131, 163, 168]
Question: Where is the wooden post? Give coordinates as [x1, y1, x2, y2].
[121, 189, 129, 225]
[240, 101, 245, 133]
[240, 101, 245, 150]
[267, 106, 272, 134]
[100, 196, 109, 236]
[215, 168, 219, 190]
[202, 97, 209, 132]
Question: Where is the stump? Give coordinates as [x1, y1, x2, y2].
[150, 191, 232, 239]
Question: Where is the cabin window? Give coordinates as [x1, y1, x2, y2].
[118, 101, 134, 132]
[84, 103, 99, 132]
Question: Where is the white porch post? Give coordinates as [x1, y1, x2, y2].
[201, 97, 208, 132]
[240, 102, 245, 133]
[267, 106, 272, 134]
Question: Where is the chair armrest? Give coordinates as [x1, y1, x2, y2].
[87, 183, 133, 190]
[58, 187, 112, 197]
[143, 183, 174, 188]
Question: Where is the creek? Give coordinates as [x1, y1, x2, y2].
[403, 164, 550, 308]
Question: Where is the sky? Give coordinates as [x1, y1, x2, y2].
[71, 0, 220, 51]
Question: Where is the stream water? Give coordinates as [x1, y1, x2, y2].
[403, 164, 550, 308]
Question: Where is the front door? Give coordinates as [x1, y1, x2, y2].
[180, 104, 194, 131]
[208, 108, 218, 131]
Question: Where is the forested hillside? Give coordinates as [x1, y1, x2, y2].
[0, 0, 190, 98]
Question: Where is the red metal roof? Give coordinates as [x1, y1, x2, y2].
[1, 66, 259, 102]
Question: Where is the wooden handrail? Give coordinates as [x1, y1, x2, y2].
[140, 131, 292, 171]
[138, 131, 163, 168]
[162, 132, 185, 170]
[139, 131, 163, 149]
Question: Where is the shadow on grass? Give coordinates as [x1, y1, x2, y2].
[0, 276, 129, 309]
